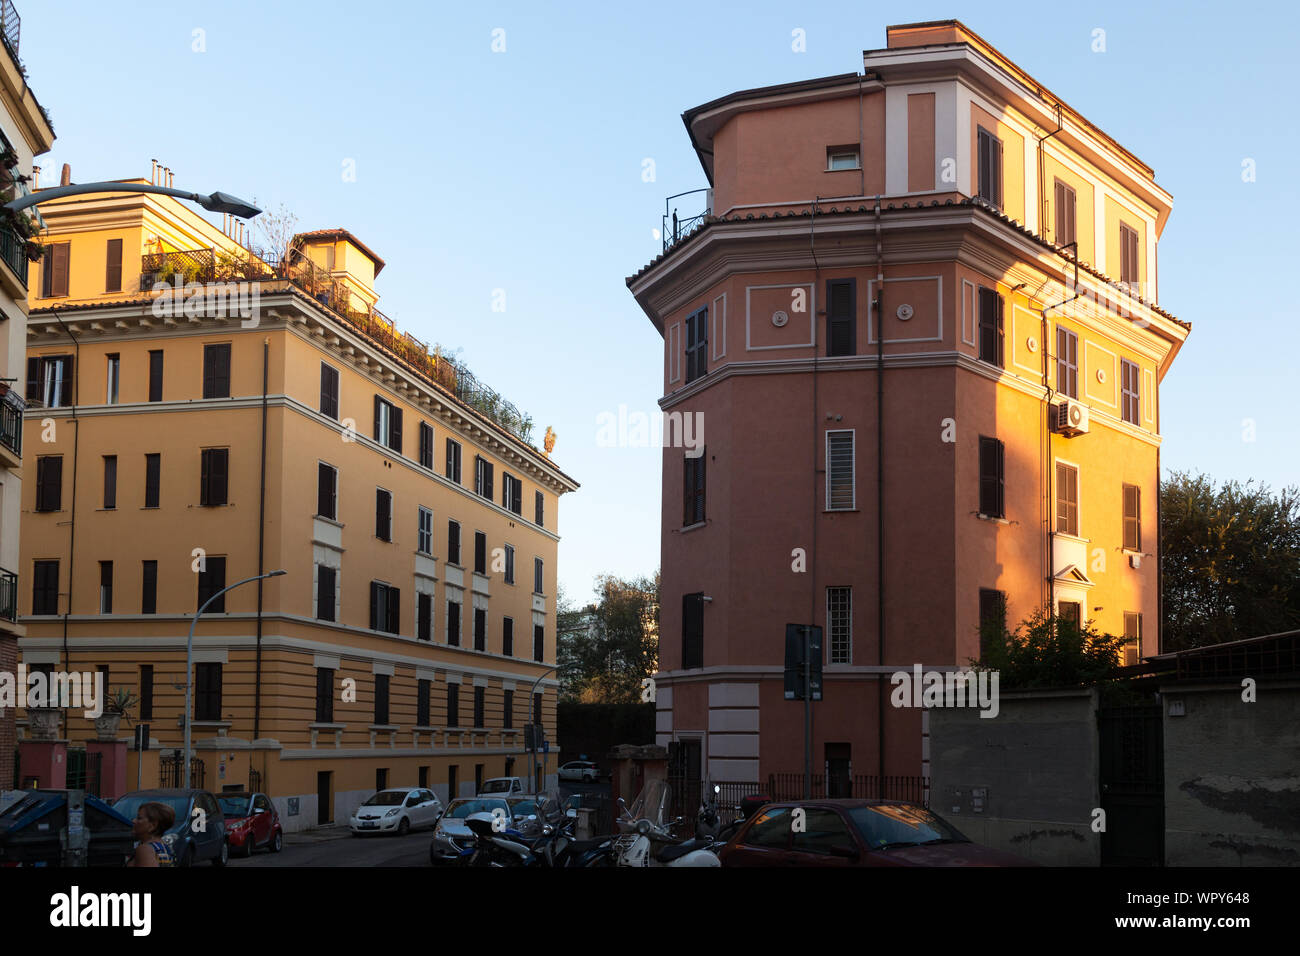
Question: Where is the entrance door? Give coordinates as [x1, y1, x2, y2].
[1098, 703, 1163, 866]
[825, 743, 851, 797]
[317, 771, 332, 826]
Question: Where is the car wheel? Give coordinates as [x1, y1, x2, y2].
[397, 817, 410, 837]
[351, 830, 361, 838]
[583, 773, 594, 783]
[270, 830, 283, 853]
[212, 840, 229, 867]
[181, 844, 196, 868]
[238, 835, 254, 858]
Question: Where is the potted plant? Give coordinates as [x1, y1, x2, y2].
[24, 238, 44, 262]
[27, 707, 61, 740]
[95, 686, 139, 740]
[0, 147, 18, 170]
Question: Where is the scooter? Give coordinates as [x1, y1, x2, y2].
[613, 780, 719, 867]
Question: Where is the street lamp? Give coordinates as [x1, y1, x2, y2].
[3, 181, 262, 219]
[182, 569, 285, 785]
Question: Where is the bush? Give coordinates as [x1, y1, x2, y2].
[973, 606, 1128, 689]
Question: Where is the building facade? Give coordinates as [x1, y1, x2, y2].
[0, 2, 55, 791]
[17, 175, 577, 827]
[626, 21, 1188, 788]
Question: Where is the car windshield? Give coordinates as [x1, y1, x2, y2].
[848, 805, 969, 848]
[218, 796, 252, 817]
[362, 791, 407, 807]
[114, 795, 190, 828]
[480, 780, 514, 793]
[508, 799, 538, 816]
[445, 799, 507, 819]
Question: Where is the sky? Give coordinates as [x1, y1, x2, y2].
[22, 0, 1298, 604]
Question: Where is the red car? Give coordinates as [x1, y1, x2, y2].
[717, 799, 1037, 867]
[218, 791, 284, 857]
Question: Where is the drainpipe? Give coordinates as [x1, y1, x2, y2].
[874, 199, 885, 785]
[253, 338, 269, 740]
[50, 312, 79, 723]
[808, 197, 820, 801]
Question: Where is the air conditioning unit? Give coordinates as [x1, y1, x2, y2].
[1054, 399, 1089, 437]
[1129, 553, 1142, 569]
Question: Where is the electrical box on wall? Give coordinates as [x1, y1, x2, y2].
[944, 786, 990, 814]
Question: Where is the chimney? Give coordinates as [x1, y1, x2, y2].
[151, 158, 159, 185]
[60, 163, 71, 186]
[31, 165, 39, 188]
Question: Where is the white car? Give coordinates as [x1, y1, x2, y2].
[477, 777, 527, 798]
[350, 787, 443, 836]
[558, 761, 601, 783]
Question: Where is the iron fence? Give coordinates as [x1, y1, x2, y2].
[1, 0, 18, 62]
[0, 566, 15, 622]
[160, 751, 205, 790]
[766, 773, 930, 806]
[249, 767, 262, 793]
[0, 223, 27, 286]
[66, 749, 102, 797]
[0, 393, 21, 458]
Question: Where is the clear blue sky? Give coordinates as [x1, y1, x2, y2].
[25, 0, 1298, 604]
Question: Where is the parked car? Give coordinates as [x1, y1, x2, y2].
[349, 788, 442, 836]
[113, 789, 228, 867]
[217, 791, 283, 857]
[429, 797, 512, 865]
[717, 800, 1039, 867]
[477, 777, 527, 798]
[505, 793, 565, 838]
[558, 761, 601, 783]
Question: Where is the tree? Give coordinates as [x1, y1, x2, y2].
[558, 572, 659, 703]
[975, 607, 1127, 689]
[1161, 472, 1300, 651]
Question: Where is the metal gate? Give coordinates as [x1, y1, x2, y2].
[66, 749, 102, 797]
[1098, 704, 1164, 866]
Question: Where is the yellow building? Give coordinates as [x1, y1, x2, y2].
[17, 171, 578, 828]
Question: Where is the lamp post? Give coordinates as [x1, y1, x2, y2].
[3, 182, 261, 219]
[182, 570, 285, 785]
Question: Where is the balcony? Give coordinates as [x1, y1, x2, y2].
[0, 391, 20, 463]
[1, 1, 18, 71]
[661, 188, 712, 254]
[0, 566, 15, 623]
[0, 222, 27, 289]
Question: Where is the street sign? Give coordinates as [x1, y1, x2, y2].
[784, 624, 823, 700]
[134, 723, 150, 752]
[543, 740, 549, 756]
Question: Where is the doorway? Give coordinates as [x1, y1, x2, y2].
[825, 743, 852, 797]
[316, 771, 332, 825]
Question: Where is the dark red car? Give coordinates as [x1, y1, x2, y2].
[217, 792, 283, 857]
[717, 799, 1037, 867]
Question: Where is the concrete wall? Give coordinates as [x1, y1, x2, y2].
[929, 688, 1099, 866]
[1162, 681, 1300, 867]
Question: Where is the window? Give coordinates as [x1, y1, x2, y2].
[315, 668, 334, 723]
[1056, 462, 1079, 537]
[744, 808, 793, 848]
[504, 545, 515, 585]
[99, 561, 113, 614]
[447, 684, 459, 727]
[148, 350, 163, 403]
[1120, 222, 1140, 289]
[418, 507, 433, 555]
[826, 278, 855, 357]
[448, 764, 458, 797]
[375, 488, 392, 541]
[370, 581, 400, 634]
[419, 422, 434, 469]
[1056, 327, 1078, 399]
[827, 587, 852, 664]
[685, 306, 708, 383]
[825, 431, 854, 511]
[35, 456, 62, 512]
[447, 520, 461, 565]
[418, 592, 433, 641]
[317, 463, 337, 520]
[445, 438, 462, 483]
[316, 566, 337, 622]
[682, 592, 704, 669]
[502, 473, 522, 515]
[1053, 179, 1077, 248]
[200, 448, 229, 506]
[1123, 613, 1142, 666]
[792, 807, 855, 856]
[141, 560, 157, 614]
[533, 557, 544, 595]
[374, 674, 390, 725]
[1121, 359, 1140, 425]
[106, 354, 120, 404]
[26, 354, 74, 408]
[978, 287, 1004, 367]
[474, 455, 494, 501]
[373, 396, 402, 453]
[502, 617, 514, 657]
[202, 344, 231, 399]
[144, 453, 161, 508]
[474, 686, 485, 727]
[447, 598, 461, 646]
[139, 665, 154, 720]
[683, 451, 706, 526]
[195, 663, 223, 721]
[1123, 483, 1141, 552]
[827, 146, 860, 171]
[41, 242, 70, 297]
[474, 607, 487, 651]
[103, 455, 117, 509]
[319, 363, 339, 419]
[376, 769, 388, 791]
[503, 690, 513, 729]
[197, 557, 227, 611]
[978, 589, 1007, 660]
[976, 126, 1003, 207]
[105, 238, 122, 293]
[417, 679, 431, 726]
[533, 624, 544, 663]
[474, 532, 487, 575]
[1058, 601, 1082, 632]
[535, 490, 544, 527]
[978, 437, 1005, 518]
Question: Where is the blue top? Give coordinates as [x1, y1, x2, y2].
[147, 840, 175, 867]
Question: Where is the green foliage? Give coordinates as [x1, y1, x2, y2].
[973, 606, 1128, 689]
[1161, 471, 1300, 651]
[558, 572, 660, 704]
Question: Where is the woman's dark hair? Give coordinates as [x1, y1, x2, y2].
[138, 801, 176, 836]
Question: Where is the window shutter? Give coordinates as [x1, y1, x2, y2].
[827, 279, 855, 356]
[149, 351, 164, 402]
[682, 593, 704, 669]
[373, 395, 383, 442]
[41, 244, 52, 297]
[995, 293, 1005, 368]
[388, 586, 400, 634]
[59, 357, 73, 407]
[213, 450, 228, 504]
[26, 356, 39, 401]
[106, 238, 122, 292]
[370, 581, 380, 631]
[390, 406, 402, 453]
[992, 136, 1003, 207]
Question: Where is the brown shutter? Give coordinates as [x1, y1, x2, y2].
[105, 238, 122, 292]
[52, 243, 70, 296]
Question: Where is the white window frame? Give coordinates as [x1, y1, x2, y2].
[827, 147, 861, 171]
[106, 354, 120, 405]
[825, 429, 856, 511]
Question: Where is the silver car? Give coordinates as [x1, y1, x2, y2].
[350, 788, 443, 836]
[429, 797, 512, 864]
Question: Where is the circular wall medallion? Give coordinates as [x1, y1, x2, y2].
[1097, 368, 1107, 383]
[772, 310, 789, 327]
[896, 303, 914, 321]
[1027, 336, 1038, 353]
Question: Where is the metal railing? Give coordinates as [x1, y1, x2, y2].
[662, 188, 712, 254]
[0, 566, 16, 622]
[766, 773, 930, 805]
[0, 394, 20, 458]
[0, 224, 27, 287]
[1, 1, 19, 64]
[160, 751, 205, 789]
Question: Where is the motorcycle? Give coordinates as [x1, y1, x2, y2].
[613, 780, 719, 867]
[701, 789, 771, 853]
[461, 806, 615, 868]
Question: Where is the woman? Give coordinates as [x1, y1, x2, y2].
[128, 801, 177, 867]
